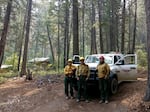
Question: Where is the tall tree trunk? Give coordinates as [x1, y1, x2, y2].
[106, 1, 111, 52]
[114, 0, 121, 52]
[13, 42, 17, 70]
[20, 0, 32, 76]
[98, 0, 104, 53]
[0, 6, 2, 23]
[144, 0, 150, 101]
[42, 43, 44, 57]
[106, 26, 110, 52]
[121, 0, 126, 54]
[82, 0, 85, 56]
[90, 1, 97, 54]
[128, 1, 131, 53]
[115, 14, 119, 52]
[43, 43, 46, 57]
[73, 0, 79, 55]
[17, 1, 28, 71]
[0, 53, 4, 68]
[67, 26, 71, 60]
[109, 0, 116, 51]
[67, 21, 72, 58]
[57, 0, 60, 72]
[34, 31, 39, 58]
[47, 25, 55, 64]
[64, 0, 69, 67]
[0, 0, 12, 68]
[131, 0, 137, 53]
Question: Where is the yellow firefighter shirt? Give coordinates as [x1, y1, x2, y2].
[97, 63, 110, 78]
[76, 64, 90, 78]
[64, 65, 76, 76]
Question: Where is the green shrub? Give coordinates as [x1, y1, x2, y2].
[0, 71, 18, 78]
[28, 63, 56, 71]
[4, 53, 18, 70]
[33, 69, 64, 77]
[136, 50, 147, 67]
[0, 77, 6, 84]
[0, 71, 18, 84]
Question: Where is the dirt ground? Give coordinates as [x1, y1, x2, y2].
[0, 70, 150, 112]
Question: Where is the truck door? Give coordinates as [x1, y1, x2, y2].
[116, 54, 137, 81]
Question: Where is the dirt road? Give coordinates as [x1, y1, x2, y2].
[0, 70, 150, 112]
[29, 83, 127, 112]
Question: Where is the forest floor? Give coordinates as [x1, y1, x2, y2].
[0, 70, 150, 112]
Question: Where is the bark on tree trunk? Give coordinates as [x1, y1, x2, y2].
[26, 69, 32, 80]
[109, 0, 116, 52]
[82, 0, 85, 56]
[128, 1, 131, 53]
[144, 0, 150, 101]
[57, 0, 60, 72]
[131, 0, 137, 54]
[73, 0, 79, 55]
[67, 21, 72, 59]
[115, 14, 119, 52]
[90, 1, 97, 54]
[0, 0, 12, 68]
[0, 53, 4, 68]
[0, 6, 2, 21]
[98, 0, 104, 53]
[17, 1, 28, 71]
[20, 0, 32, 77]
[34, 31, 39, 58]
[64, 0, 69, 67]
[47, 25, 55, 64]
[121, 0, 126, 54]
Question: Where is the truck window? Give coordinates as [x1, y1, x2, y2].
[85, 56, 99, 63]
[73, 55, 80, 64]
[124, 56, 135, 65]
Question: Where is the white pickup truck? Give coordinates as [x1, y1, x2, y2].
[73, 53, 137, 94]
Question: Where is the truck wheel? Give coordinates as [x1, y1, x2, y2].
[110, 78, 118, 94]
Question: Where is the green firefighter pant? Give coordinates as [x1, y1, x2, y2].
[77, 76, 88, 100]
[99, 78, 109, 101]
[64, 76, 74, 97]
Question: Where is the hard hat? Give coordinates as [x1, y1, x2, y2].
[99, 56, 104, 60]
[68, 59, 72, 62]
[80, 57, 85, 60]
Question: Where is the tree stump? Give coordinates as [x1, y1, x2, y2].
[26, 69, 32, 80]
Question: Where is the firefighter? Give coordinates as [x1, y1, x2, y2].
[76, 57, 90, 103]
[97, 56, 110, 104]
[64, 59, 76, 99]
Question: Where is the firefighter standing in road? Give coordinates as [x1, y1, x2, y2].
[97, 56, 110, 104]
[64, 59, 76, 99]
[76, 57, 90, 103]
